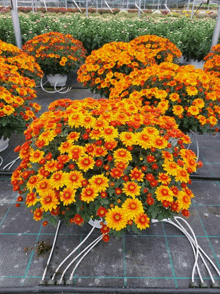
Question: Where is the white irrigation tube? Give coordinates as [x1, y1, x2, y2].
[2, 156, 20, 170]
[190, 130, 200, 162]
[40, 77, 72, 94]
[40, 220, 62, 283]
[58, 234, 103, 283]
[68, 234, 104, 281]
[0, 156, 3, 168]
[162, 217, 219, 285]
[174, 217, 199, 283]
[175, 217, 220, 279]
[51, 226, 95, 281]
[173, 217, 216, 284]
[152, 217, 220, 285]
[54, 82, 72, 94]
[163, 218, 203, 283]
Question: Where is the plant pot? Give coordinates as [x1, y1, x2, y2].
[0, 136, 10, 152]
[47, 74, 68, 87]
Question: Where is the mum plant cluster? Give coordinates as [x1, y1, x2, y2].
[11, 33, 220, 241]
[0, 40, 42, 139]
[12, 98, 199, 239]
[22, 32, 87, 76]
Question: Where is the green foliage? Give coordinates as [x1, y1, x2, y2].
[0, 13, 216, 59]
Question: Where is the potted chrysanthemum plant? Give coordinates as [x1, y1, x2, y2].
[77, 41, 156, 97]
[0, 39, 43, 83]
[23, 32, 87, 87]
[203, 43, 220, 78]
[109, 62, 220, 135]
[129, 34, 182, 64]
[11, 97, 201, 241]
[0, 57, 41, 151]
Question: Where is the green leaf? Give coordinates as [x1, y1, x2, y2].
[132, 222, 141, 234]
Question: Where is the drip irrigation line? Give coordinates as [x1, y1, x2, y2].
[190, 175, 220, 181]
[0, 171, 12, 176]
[51, 226, 95, 281]
[41, 220, 62, 282]
[0, 286, 220, 293]
[59, 234, 103, 283]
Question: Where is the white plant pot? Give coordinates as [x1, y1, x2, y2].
[178, 56, 205, 69]
[0, 136, 9, 152]
[47, 74, 67, 87]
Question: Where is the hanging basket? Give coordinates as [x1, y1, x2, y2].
[47, 74, 68, 87]
[0, 136, 9, 153]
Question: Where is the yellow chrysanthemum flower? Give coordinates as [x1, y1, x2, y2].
[49, 171, 67, 190]
[105, 206, 128, 231]
[152, 136, 168, 149]
[175, 168, 190, 183]
[122, 198, 144, 220]
[29, 149, 44, 163]
[177, 191, 191, 210]
[81, 185, 99, 203]
[172, 105, 184, 116]
[88, 175, 109, 192]
[77, 155, 95, 172]
[120, 132, 137, 147]
[155, 185, 174, 203]
[162, 161, 179, 176]
[134, 213, 150, 230]
[122, 181, 141, 198]
[101, 126, 119, 142]
[40, 190, 60, 212]
[113, 148, 132, 163]
[60, 187, 76, 206]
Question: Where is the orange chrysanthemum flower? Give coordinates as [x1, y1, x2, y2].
[33, 208, 44, 221]
[129, 167, 144, 182]
[134, 213, 150, 230]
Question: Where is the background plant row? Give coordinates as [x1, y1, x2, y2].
[0, 12, 216, 60]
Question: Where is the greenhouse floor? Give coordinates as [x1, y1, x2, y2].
[0, 80, 220, 293]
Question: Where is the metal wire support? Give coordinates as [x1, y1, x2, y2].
[39, 220, 62, 285]
[40, 76, 72, 94]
